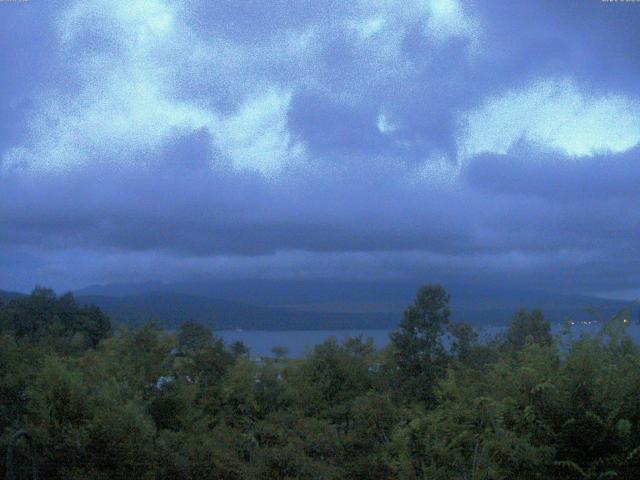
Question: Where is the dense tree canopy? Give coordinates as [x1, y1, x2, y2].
[1, 285, 639, 479]
[390, 284, 451, 404]
[502, 308, 552, 351]
[0, 287, 111, 349]
[178, 321, 214, 351]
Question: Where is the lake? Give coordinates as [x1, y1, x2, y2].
[218, 321, 640, 358]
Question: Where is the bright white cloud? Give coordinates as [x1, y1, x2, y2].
[424, 0, 479, 44]
[377, 113, 398, 134]
[2, 0, 303, 177]
[59, 0, 177, 47]
[459, 78, 640, 160]
[4, 0, 210, 172]
[353, 0, 481, 48]
[349, 16, 387, 40]
[3, 73, 214, 172]
[214, 90, 306, 175]
[1, 0, 485, 177]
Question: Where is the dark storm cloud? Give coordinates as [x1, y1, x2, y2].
[1, 0, 640, 296]
[464, 146, 640, 200]
[472, 0, 640, 94]
[2, 137, 638, 267]
[289, 93, 389, 156]
[0, 151, 469, 256]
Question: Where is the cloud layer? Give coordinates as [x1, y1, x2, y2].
[1, 0, 639, 296]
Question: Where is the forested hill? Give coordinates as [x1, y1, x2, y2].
[76, 292, 399, 331]
[0, 289, 24, 303]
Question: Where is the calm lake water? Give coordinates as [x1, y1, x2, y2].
[218, 322, 640, 358]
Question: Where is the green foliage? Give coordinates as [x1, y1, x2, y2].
[177, 321, 213, 351]
[2, 284, 640, 479]
[271, 345, 288, 360]
[502, 308, 552, 351]
[390, 284, 451, 404]
[252, 412, 343, 479]
[230, 340, 250, 357]
[0, 287, 111, 350]
[293, 336, 374, 422]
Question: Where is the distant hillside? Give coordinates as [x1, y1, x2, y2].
[76, 280, 637, 328]
[77, 292, 399, 331]
[0, 289, 25, 302]
[76, 287, 637, 331]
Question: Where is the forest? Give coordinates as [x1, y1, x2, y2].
[1, 285, 640, 479]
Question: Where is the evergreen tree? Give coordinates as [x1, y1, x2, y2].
[390, 284, 451, 405]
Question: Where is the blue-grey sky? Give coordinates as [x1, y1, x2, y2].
[1, 0, 639, 298]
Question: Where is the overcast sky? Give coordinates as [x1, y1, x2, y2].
[1, 0, 639, 298]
